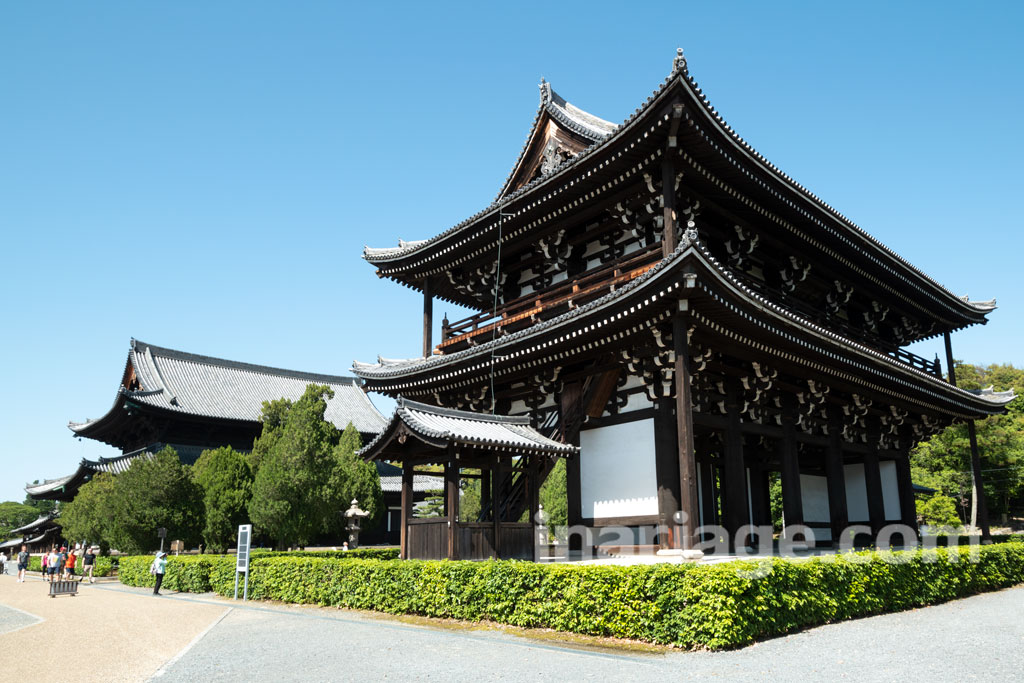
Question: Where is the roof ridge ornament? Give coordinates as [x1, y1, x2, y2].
[672, 47, 687, 74]
[539, 78, 552, 107]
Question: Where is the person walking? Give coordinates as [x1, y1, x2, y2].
[65, 547, 77, 580]
[0, 551, 7, 575]
[17, 545, 29, 582]
[41, 549, 48, 579]
[82, 547, 96, 583]
[150, 552, 167, 596]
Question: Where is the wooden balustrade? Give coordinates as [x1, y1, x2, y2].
[439, 244, 664, 352]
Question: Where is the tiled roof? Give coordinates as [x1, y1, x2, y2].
[25, 450, 153, 498]
[10, 514, 59, 536]
[354, 236, 1013, 418]
[360, 398, 578, 459]
[70, 339, 386, 436]
[374, 461, 445, 493]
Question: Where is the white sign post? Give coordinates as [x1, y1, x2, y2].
[233, 524, 252, 601]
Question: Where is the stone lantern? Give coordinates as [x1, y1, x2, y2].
[344, 498, 370, 549]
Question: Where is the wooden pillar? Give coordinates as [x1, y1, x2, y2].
[778, 397, 803, 530]
[722, 378, 748, 549]
[945, 331, 989, 539]
[654, 399, 681, 548]
[661, 150, 677, 256]
[894, 454, 919, 537]
[492, 456, 502, 559]
[528, 455, 540, 561]
[445, 454, 459, 560]
[967, 421, 991, 539]
[698, 459, 717, 530]
[673, 308, 699, 549]
[863, 418, 886, 537]
[943, 331, 957, 386]
[825, 409, 849, 546]
[422, 278, 433, 358]
[480, 469, 492, 521]
[400, 463, 413, 560]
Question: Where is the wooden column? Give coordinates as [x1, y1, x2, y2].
[673, 308, 699, 549]
[945, 331, 989, 539]
[445, 453, 459, 560]
[422, 278, 433, 358]
[863, 418, 886, 537]
[528, 455, 540, 561]
[698, 458, 717, 530]
[722, 377, 749, 550]
[778, 396, 803, 531]
[654, 398, 681, 548]
[967, 421, 991, 539]
[492, 456, 502, 559]
[895, 454, 919, 537]
[400, 464, 413, 560]
[825, 409, 849, 546]
[480, 469, 492, 520]
[661, 150, 677, 256]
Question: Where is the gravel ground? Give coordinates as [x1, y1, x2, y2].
[148, 585, 1024, 682]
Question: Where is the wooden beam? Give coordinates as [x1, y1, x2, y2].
[445, 452, 459, 560]
[400, 464, 413, 560]
[528, 455, 540, 561]
[943, 331, 957, 386]
[894, 453, 919, 538]
[863, 418, 886, 537]
[492, 456, 502, 559]
[967, 421, 991, 540]
[825, 409, 849, 546]
[673, 308, 699, 550]
[585, 368, 621, 418]
[654, 399, 681, 548]
[722, 377, 749, 550]
[423, 278, 433, 358]
[778, 395, 804, 530]
[661, 145, 678, 257]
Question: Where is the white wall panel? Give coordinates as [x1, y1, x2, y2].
[800, 474, 831, 523]
[844, 463, 869, 522]
[580, 419, 658, 519]
[880, 461, 902, 521]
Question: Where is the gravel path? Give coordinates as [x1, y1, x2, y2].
[148, 585, 1024, 682]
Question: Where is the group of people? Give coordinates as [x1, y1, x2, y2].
[40, 544, 98, 582]
[2, 543, 99, 583]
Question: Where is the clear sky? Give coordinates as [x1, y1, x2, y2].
[2, 2, 1021, 503]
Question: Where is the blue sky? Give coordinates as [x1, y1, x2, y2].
[1, 2, 1021, 503]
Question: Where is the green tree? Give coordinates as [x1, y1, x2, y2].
[58, 473, 117, 551]
[539, 458, 568, 527]
[0, 501, 40, 538]
[917, 494, 962, 530]
[193, 446, 254, 553]
[21, 494, 57, 517]
[418, 490, 445, 518]
[330, 423, 383, 530]
[248, 384, 368, 548]
[105, 447, 204, 554]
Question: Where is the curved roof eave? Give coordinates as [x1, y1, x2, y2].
[354, 237, 1007, 418]
[362, 49, 993, 322]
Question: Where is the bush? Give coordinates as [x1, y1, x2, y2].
[117, 543, 1024, 649]
[251, 548, 399, 561]
[27, 555, 115, 577]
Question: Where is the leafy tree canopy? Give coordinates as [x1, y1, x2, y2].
[58, 473, 117, 552]
[0, 501, 41, 539]
[105, 447, 204, 554]
[249, 385, 382, 548]
[193, 446, 254, 553]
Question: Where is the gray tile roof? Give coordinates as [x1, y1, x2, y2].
[71, 339, 386, 436]
[10, 513, 59, 536]
[375, 461, 444, 493]
[360, 398, 578, 459]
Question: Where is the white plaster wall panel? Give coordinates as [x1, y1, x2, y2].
[880, 461, 902, 521]
[800, 474, 831, 523]
[844, 463, 869, 522]
[580, 419, 658, 519]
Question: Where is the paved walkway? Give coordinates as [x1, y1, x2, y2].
[3, 573, 1023, 681]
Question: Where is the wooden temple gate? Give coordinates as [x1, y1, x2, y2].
[359, 399, 577, 561]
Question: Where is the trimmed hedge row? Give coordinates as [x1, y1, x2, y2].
[118, 543, 1024, 649]
[26, 555, 115, 577]
[251, 548, 399, 561]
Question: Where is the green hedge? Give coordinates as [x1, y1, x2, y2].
[26, 555, 115, 577]
[117, 543, 1024, 649]
[251, 548, 399, 561]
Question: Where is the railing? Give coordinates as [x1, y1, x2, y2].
[889, 348, 943, 378]
[406, 518, 447, 560]
[438, 244, 664, 352]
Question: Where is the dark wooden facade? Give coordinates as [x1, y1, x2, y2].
[355, 50, 1011, 553]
